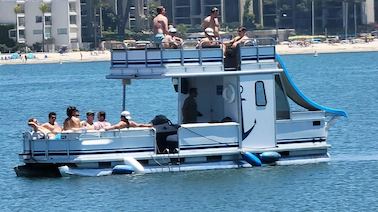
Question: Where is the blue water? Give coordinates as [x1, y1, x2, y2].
[1, 52, 378, 211]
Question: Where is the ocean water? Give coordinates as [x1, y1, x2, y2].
[1, 52, 378, 211]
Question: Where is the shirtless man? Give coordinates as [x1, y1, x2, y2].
[81, 111, 95, 130]
[93, 111, 111, 130]
[202, 7, 220, 38]
[105, 111, 152, 131]
[63, 106, 81, 131]
[223, 27, 249, 48]
[41, 112, 62, 134]
[153, 6, 169, 44]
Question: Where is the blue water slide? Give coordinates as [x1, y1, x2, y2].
[276, 54, 347, 117]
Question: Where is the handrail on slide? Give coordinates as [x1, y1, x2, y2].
[275, 54, 348, 118]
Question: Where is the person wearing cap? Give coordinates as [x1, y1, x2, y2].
[202, 7, 220, 38]
[80, 111, 95, 130]
[105, 111, 152, 131]
[162, 27, 183, 48]
[197, 27, 218, 48]
[28, 117, 55, 139]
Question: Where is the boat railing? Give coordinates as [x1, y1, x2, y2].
[110, 40, 224, 69]
[110, 38, 276, 69]
[22, 128, 156, 161]
[238, 37, 276, 64]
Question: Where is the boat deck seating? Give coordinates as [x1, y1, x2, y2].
[22, 128, 156, 159]
[109, 38, 276, 77]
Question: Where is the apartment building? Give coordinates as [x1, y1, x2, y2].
[0, 0, 81, 51]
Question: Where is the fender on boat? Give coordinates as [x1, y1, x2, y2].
[112, 165, 135, 175]
[123, 157, 144, 173]
[242, 152, 262, 167]
[260, 151, 281, 163]
[275, 54, 347, 118]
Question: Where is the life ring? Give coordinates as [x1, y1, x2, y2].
[222, 84, 236, 103]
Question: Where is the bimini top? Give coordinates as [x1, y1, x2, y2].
[276, 54, 348, 117]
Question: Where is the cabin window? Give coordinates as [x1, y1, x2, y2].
[255, 81, 267, 106]
[275, 75, 290, 119]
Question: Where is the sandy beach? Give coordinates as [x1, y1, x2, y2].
[1, 40, 377, 65]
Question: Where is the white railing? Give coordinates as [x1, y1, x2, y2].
[22, 128, 156, 161]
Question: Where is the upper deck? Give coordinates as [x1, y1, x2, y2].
[107, 38, 279, 79]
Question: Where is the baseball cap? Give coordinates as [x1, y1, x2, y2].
[205, 28, 214, 36]
[121, 111, 132, 119]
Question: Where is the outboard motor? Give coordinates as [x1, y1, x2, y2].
[151, 115, 178, 153]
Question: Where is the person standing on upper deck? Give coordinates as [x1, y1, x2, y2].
[153, 6, 169, 45]
[202, 7, 220, 39]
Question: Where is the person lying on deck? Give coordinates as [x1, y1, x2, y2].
[105, 111, 152, 131]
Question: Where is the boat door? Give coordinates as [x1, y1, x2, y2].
[240, 74, 276, 148]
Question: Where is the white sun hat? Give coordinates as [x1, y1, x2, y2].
[169, 27, 177, 33]
[121, 111, 132, 119]
[205, 27, 214, 36]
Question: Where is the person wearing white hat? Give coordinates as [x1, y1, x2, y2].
[162, 27, 183, 48]
[196, 27, 218, 48]
[105, 111, 152, 131]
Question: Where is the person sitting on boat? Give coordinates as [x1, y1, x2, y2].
[153, 6, 169, 46]
[162, 27, 183, 49]
[182, 88, 203, 124]
[196, 28, 219, 48]
[80, 111, 95, 130]
[63, 106, 81, 131]
[105, 111, 152, 131]
[28, 118, 54, 139]
[41, 112, 62, 134]
[223, 27, 249, 49]
[93, 111, 111, 130]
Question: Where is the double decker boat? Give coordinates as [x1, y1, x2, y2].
[15, 38, 347, 177]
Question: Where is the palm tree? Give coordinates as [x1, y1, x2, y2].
[14, 4, 22, 43]
[39, 2, 49, 52]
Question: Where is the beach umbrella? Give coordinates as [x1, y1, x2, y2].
[10, 53, 20, 59]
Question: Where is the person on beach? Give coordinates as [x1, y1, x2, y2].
[153, 6, 169, 45]
[81, 111, 95, 130]
[105, 111, 152, 131]
[94, 111, 111, 130]
[202, 7, 220, 39]
[28, 118, 55, 139]
[63, 106, 81, 131]
[41, 112, 62, 134]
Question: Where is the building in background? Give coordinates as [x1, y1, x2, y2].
[0, 0, 82, 51]
[160, 0, 241, 28]
[253, 0, 376, 35]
